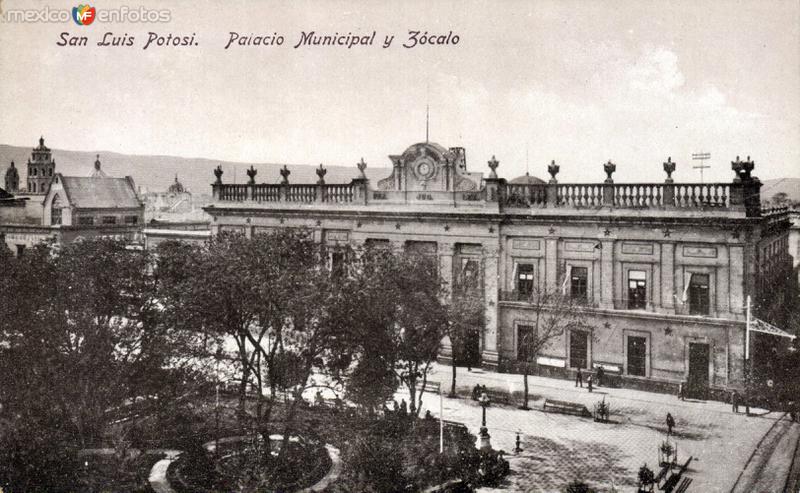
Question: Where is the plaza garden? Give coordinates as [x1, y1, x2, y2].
[0, 232, 509, 492]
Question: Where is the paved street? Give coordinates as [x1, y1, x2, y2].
[398, 363, 795, 492]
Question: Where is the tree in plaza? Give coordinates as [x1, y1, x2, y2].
[385, 252, 448, 417]
[157, 233, 262, 423]
[326, 245, 448, 418]
[445, 260, 485, 397]
[513, 281, 588, 410]
[0, 239, 209, 491]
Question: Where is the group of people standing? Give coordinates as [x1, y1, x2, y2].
[574, 366, 606, 392]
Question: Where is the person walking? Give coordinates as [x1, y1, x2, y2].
[575, 367, 583, 388]
[596, 366, 605, 387]
[587, 374, 593, 393]
[666, 412, 675, 436]
[731, 390, 739, 413]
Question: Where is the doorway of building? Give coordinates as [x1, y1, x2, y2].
[454, 326, 481, 369]
[687, 343, 710, 399]
[627, 336, 647, 377]
[569, 330, 589, 369]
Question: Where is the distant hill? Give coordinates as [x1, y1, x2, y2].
[0, 144, 390, 195]
[762, 178, 800, 203]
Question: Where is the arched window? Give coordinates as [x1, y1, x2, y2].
[51, 194, 62, 225]
[31, 182, 36, 193]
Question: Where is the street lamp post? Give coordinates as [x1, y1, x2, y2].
[478, 392, 492, 450]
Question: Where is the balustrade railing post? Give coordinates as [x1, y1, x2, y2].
[663, 183, 675, 208]
[744, 178, 762, 217]
[730, 182, 744, 209]
[315, 185, 324, 203]
[546, 183, 558, 207]
[351, 177, 369, 205]
[602, 183, 614, 206]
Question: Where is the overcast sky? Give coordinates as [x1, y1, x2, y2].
[1, 0, 798, 184]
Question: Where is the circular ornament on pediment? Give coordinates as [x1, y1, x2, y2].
[414, 158, 436, 180]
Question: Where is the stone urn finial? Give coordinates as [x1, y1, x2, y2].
[663, 157, 676, 183]
[604, 160, 616, 183]
[214, 165, 223, 184]
[357, 157, 367, 178]
[316, 163, 327, 185]
[280, 165, 291, 184]
[548, 159, 560, 183]
[488, 155, 499, 179]
[731, 155, 754, 182]
[246, 165, 257, 184]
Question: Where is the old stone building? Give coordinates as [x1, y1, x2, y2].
[204, 141, 793, 398]
[1, 145, 145, 253]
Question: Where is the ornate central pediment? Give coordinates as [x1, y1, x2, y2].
[377, 142, 480, 192]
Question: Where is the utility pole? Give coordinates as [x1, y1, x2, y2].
[691, 152, 711, 184]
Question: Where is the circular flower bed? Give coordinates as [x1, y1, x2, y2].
[168, 435, 331, 493]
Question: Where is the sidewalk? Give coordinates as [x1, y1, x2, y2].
[401, 363, 780, 492]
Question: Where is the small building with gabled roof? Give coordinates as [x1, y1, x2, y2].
[43, 170, 143, 228]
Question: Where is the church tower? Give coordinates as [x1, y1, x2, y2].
[4, 161, 19, 193]
[26, 136, 56, 194]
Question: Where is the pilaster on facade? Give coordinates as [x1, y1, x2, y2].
[600, 239, 615, 310]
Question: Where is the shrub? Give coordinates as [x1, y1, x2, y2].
[565, 480, 596, 493]
[476, 449, 510, 487]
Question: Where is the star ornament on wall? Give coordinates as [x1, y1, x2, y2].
[548, 227, 556, 234]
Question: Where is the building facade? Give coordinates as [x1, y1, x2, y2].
[1, 142, 145, 253]
[203, 142, 792, 398]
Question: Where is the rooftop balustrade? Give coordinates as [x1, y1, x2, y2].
[209, 156, 766, 217]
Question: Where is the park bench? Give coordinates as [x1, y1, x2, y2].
[471, 386, 514, 406]
[661, 456, 693, 492]
[674, 476, 692, 493]
[484, 388, 514, 406]
[542, 398, 591, 417]
[442, 419, 467, 430]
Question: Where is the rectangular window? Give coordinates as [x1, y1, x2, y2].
[51, 208, 62, 225]
[688, 274, 710, 315]
[330, 250, 346, 278]
[569, 330, 589, 369]
[102, 216, 117, 225]
[627, 336, 647, 376]
[517, 264, 534, 296]
[78, 216, 94, 226]
[570, 267, 588, 302]
[517, 324, 535, 361]
[627, 270, 647, 309]
[124, 216, 138, 225]
[458, 258, 481, 292]
[16, 244, 25, 257]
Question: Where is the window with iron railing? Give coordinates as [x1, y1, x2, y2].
[688, 273, 710, 315]
[627, 270, 647, 310]
[516, 264, 534, 297]
[570, 267, 588, 302]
